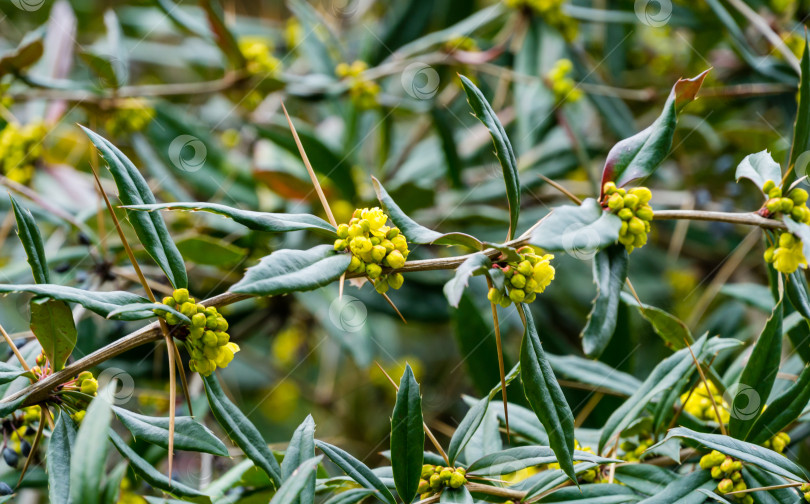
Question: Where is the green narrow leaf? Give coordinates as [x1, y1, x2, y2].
[601, 70, 708, 190]
[106, 302, 190, 324]
[80, 125, 187, 289]
[790, 34, 810, 170]
[655, 427, 809, 482]
[621, 292, 693, 350]
[47, 412, 77, 504]
[0, 33, 43, 77]
[443, 253, 491, 308]
[518, 306, 576, 483]
[372, 177, 483, 250]
[532, 484, 640, 503]
[108, 430, 210, 502]
[391, 364, 424, 504]
[203, 374, 283, 489]
[748, 364, 810, 444]
[125, 202, 336, 235]
[786, 271, 810, 329]
[0, 361, 25, 385]
[0, 284, 152, 320]
[458, 75, 520, 240]
[199, 0, 246, 68]
[10, 195, 49, 284]
[439, 486, 473, 504]
[735, 150, 783, 192]
[269, 456, 323, 504]
[447, 396, 488, 465]
[467, 446, 619, 476]
[231, 245, 351, 296]
[546, 353, 641, 397]
[281, 415, 316, 504]
[112, 406, 229, 456]
[29, 297, 76, 372]
[581, 244, 629, 358]
[453, 294, 504, 396]
[635, 469, 714, 504]
[729, 301, 783, 440]
[322, 489, 375, 504]
[529, 199, 622, 253]
[315, 440, 396, 504]
[70, 393, 113, 504]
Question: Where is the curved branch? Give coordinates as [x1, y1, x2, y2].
[0, 208, 785, 407]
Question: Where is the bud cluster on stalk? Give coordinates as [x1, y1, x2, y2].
[602, 182, 654, 253]
[699, 450, 751, 504]
[335, 207, 408, 294]
[161, 288, 240, 376]
[418, 464, 466, 498]
[487, 247, 555, 307]
[680, 381, 730, 424]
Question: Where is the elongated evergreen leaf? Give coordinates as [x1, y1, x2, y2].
[281, 415, 316, 504]
[447, 395, 488, 465]
[444, 253, 491, 308]
[519, 306, 576, 483]
[621, 292, 693, 350]
[467, 446, 619, 476]
[81, 125, 187, 289]
[601, 70, 708, 190]
[581, 244, 629, 358]
[391, 364, 424, 504]
[372, 177, 483, 249]
[439, 486, 473, 503]
[108, 430, 211, 502]
[112, 406, 228, 456]
[10, 195, 49, 284]
[70, 393, 113, 504]
[315, 440, 396, 504]
[790, 36, 810, 171]
[231, 245, 351, 296]
[125, 202, 336, 235]
[748, 364, 810, 444]
[529, 199, 622, 253]
[47, 412, 76, 504]
[655, 427, 809, 482]
[729, 301, 782, 440]
[203, 374, 283, 488]
[29, 297, 76, 372]
[459, 75, 520, 240]
[735, 150, 783, 191]
[269, 456, 323, 504]
[0, 284, 152, 320]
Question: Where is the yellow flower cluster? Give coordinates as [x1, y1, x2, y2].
[603, 183, 654, 253]
[103, 98, 154, 138]
[619, 436, 653, 463]
[762, 431, 790, 454]
[0, 121, 46, 184]
[801, 482, 810, 503]
[700, 451, 752, 504]
[487, 248, 555, 306]
[680, 380, 730, 424]
[2, 411, 36, 468]
[238, 37, 282, 77]
[335, 207, 408, 294]
[764, 231, 807, 274]
[545, 59, 582, 104]
[418, 464, 466, 498]
[162, 288, 240, 376]
[503, 0, 577, 41]
[762, 181, 810, 223]
[336, 61, 380, 109]
[549, 441, 604, 483]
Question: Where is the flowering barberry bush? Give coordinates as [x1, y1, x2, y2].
[3, 1, 810, 504]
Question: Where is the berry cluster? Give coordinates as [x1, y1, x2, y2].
[0, 121, 46, 185]
[2, 409, 35, 470]
[762, 181, 810, 223]
[29, 351, 98, 423]
[764, 231, 807, 274]
[699, 451, 752, 504]
[161, 289, 240, 376]
[602, 182, 654, 253]
[335, 207, 408, 294]
[103, 98, 154, 138]
[486, 248, 555, 307]
[619, 436, 653, 463]
[502, 0, 577, 41]
[336, 61, 380, 109]
[680, 380, 730, 424]
[545, 59, 582, 104]
[801, 482, 810, 502]
[762, 431, 790, 454]
[417, 464, 466, 498]
[238, 37, 282, 77]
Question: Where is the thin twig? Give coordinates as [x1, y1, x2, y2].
[726, 482, 803, 495]
[486, 277, 509, 441]
[539, 175, 582, 205]
[16, 405, 46, 487]
[685, 339, 727, 436]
